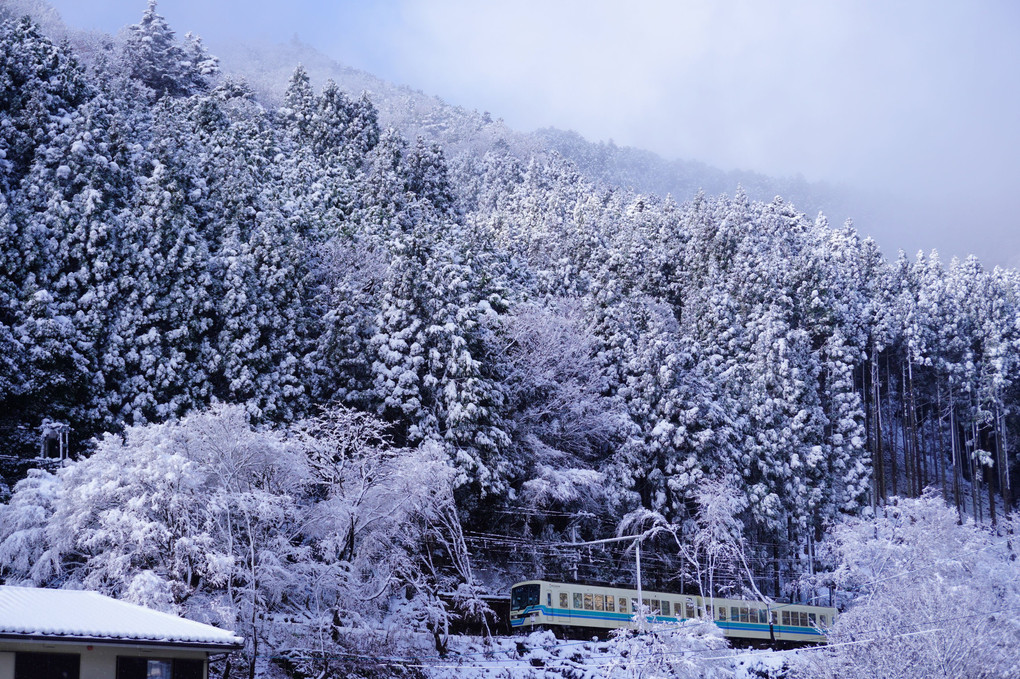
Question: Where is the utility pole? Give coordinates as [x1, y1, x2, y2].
[571, 525, 578, 582]
[635, 539, 643, 621]
[556, 533, 649, 621]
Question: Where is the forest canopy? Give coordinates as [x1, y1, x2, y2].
[2, 4, 1020, 676]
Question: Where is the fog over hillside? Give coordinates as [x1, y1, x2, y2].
[213, 36, 859, 222]
[37, 0, 1020, 268]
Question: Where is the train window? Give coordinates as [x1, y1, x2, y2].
[782, 611, 790, 626]
[717, 607, 726, 621]
[771, 611, 778, 625]
[573, 593, 582, 609]
[809, 613, 817, 626]
[583, 594, 593, 610]
[706, 605, 714, 619]
[547, 593, 552, 607]
[802, 612, 810, 627]
[559, 593, 568, 608]
[819, 614, 827, 627]
[730, 607, 738, 622]
[594, 594, 604, 611]
[606, 595, 615, 612]
[650, 599, 659, 614]
[758, 609, 768, 624]
[619, 598, 627, 613]
[685, 603, 695, 619]
[511, 584, 540, 610]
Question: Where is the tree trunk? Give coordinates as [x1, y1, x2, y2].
[971, 417, 982, 524]
[902, 364, 912, 496]
[888, 355, 898, 496]
[1000, 404, 1013, 516]
[937, 382, 947, 503]
[987, 462, 998, 527]
[908, 360, 922, 494]
[950, 393, 962, 521]
[872, 348, 885, 504]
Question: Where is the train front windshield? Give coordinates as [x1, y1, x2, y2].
[511, 584, 540, 611]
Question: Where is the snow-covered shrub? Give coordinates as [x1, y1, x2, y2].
[798, 493, 1020, 679]
[0, 403, 474, 678]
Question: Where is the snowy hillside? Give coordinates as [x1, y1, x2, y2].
[1, 3, 1019, 678]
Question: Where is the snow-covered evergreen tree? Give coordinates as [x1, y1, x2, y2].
[122, 1, 218, 99]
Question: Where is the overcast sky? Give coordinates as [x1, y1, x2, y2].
[43, 0, 1020, 267]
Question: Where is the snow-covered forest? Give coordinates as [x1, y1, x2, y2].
[1, 3, 1019, 677]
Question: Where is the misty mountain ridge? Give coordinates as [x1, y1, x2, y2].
[213, 35, 865, 225]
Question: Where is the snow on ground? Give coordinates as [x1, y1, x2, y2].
[414, 629, 802, 679]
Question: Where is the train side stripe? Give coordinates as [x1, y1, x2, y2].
[510, 606, 825, 637]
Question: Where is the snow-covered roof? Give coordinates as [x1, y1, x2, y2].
[0, 586, 243, 649]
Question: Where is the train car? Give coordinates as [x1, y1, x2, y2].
[509, 580, 835, 645]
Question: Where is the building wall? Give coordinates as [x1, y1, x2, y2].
[0, 641, 209, 679]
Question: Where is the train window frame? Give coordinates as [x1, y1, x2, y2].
[583, 593, 593, 610]
[619, 597, 628, 613]
[685, 603, 695, 619]
[757, 609, 768, 624]
[809, 613, 817, 627]
[573, 593, 582, 609]
[819, 614, 828, 627]
[547, 593, 552, 607]
[606, 595, 615, 612]
[718, 607, 726, 621]
[559, 593, 568, 609]
[594, 594, 604, 611]
[650, 599, 659, 615]
[511, 584, 540, 611]
[782, 611, 790, 626]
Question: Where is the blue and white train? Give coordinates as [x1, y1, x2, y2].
[510, 580, 835, 644]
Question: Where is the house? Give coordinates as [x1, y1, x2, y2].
[0, 586, 242, 679]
